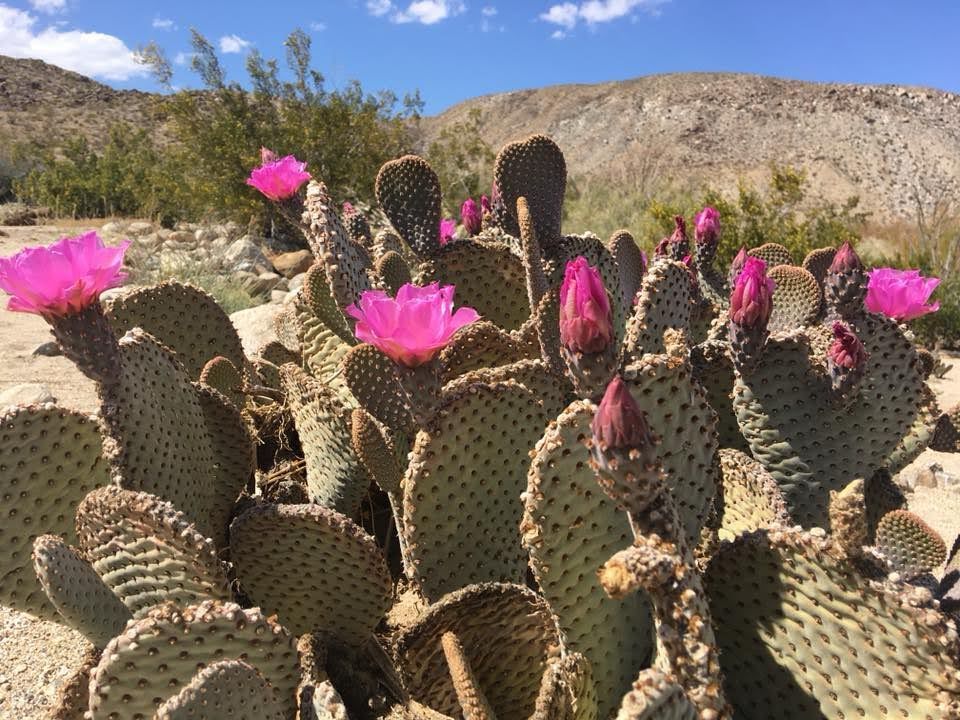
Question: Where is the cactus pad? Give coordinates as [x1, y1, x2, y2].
[690, 340, 747, 451]
[303, 262, 356, 345]
[532, 653, 597, 720]
[105, 281, 245, 378]
[609, 229, 645, 308]
[0, 404, 110, 619]
[403, 381, 549, 599]
[376, 250, 414, 294]
[493, 135, 566, 250]
[715, 449, 790, 541]
[767, 264, 821, 330]
[875, 509, 947, 576]
[351, 408, 404, 496]
[705, 527, 960, 719]
[89, 600, 300, 720]
[623, 259, 694, 360]
[229, 502, 392, 642]
[341, 343, 412, 432]
[442, 359, 572, 421]
[32, 534, 131, 646]
[932, 403, 960, 452]
[281, 365, 367, 515]
[75, 486, 230, 616]
[554, 234, 626, 342]
[199, 355, 245, 407]
[801, 246, 837, 289]
[396, 583, 559, 720]
[614, 669, 697, 720]
[522, 401, 653, 717]
[154, 660, 288, 720]
[747, 242, 792, 268]
[376, 155, 443, 256]
[439, 321, 528, 382]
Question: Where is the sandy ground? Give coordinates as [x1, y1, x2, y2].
[0, 223, 958, 718]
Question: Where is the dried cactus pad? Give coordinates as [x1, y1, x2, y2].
[0, 404, 109, 620]
[875, 509, 948, 576]
[705, 527, 960, 720]
[89, 600, 300, 720]
[531, 653, 597, 720]
[396, 583, 560, 720]
[614, 669, 697, 720]
[767, 264, 822, 330]
[747, 242, 793, 268]
[376, 155, 443, 256]
[715, 449, 790, 541]
[75, 486, 230, 616]
[522, 401, 653, 718]
[154, 660, 288, 720]
[229, 503, 392, 643]
[105, 281, 245, 378]
[32, 534, 131, 647]
[623, 259, 694, 360]
[494, 135, 566, 249]
[403, 381, 549, 600]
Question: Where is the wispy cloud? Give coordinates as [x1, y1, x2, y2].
[152, 18, 176, 31]
[480, 5, 500, 32]
[541, 0, 668, 36]
[309, 21, 327, 32]
[28, 0, 66, 13]
[368, 0, 467, 25]
[0, 4, 149, 81]
[174, 51, 195, 66]
[218, 34, 252, 53]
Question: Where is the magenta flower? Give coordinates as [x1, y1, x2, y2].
[865, 268, 940, 321]
[592, 376, 652, 452]
[245, 150, 311, 202]
[439, 218, 457, 246]
[461, 198, 482, 236]
[729, 257, 776, 329]
[694, 206, 721, 247]
[0, 231, 129, 316]
[345, 283, 480, 367]
[828, 322, 868, 370]
[560, 256, 613, 354]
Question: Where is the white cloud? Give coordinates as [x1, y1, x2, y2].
[218, 34, 252, 53]
[28, 0, 66, 13]
[174, 51, 195, 66]
[481, 5, 497, 15]
[480, 4, 498, 31]
[0, 4, 149, 81]
[369, 0, 466, 25]
[540, 0, 667, 34]
[152, 18, 175, 30]
[551, 29, 566, 39]
[309, 21, 327, 31]
[366, 0, 392, 16]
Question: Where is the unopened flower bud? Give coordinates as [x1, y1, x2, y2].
[729, 258, 775, 329]
[592, 376, 652, 451]
[828, 322, 868, 370]
[560, 256, 613, 354]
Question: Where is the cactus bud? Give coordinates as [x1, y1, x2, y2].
[694, 207, 721, 248]
[728, 246, 748, 287]
[559, 256, 613, 354]
[829, 241, 864, 274]
[655, 216, 689, 261]
[480, 194, 491, 214]
[825, 241, 868, 316]
[828, 322, 868, 370]
[729, 258, 775, 330]
[460, 198, 482, 236]
[592, 376, 652, 452]
[439, 218, 456, 246]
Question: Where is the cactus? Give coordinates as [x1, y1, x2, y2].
[875, 508, 948, 576]
[154, 660, 289, 720]
[766, 264, 821, 330]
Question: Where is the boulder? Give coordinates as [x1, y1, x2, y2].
[270, 250, 314, 278]
[0, 383, 56, 406]
[222, 236, 273, 273]
[126, 221, 154, 236]
[230, 303, 284, 355]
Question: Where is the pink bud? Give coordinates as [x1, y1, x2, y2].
[480, 194, 491, 214]
[342, 201, 355, 216]
[729, 257, 776, 329]
[246, 152, 311, 202]
[829, 241, 864, 274]
[560, 256, 613, 354]
[865, 267, 940, 321]
[654, 235, 670, 258]
[439, 218, 457, 246]
[592, 376, 653, 451]
[828, 322, 868, 369]
[460, 198, 482, 236]
[730, 246, 748, 278]
[260, 147, 278, 164]
[694, 206, 721, 248]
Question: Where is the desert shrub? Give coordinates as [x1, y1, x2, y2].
[425, 108, 495, 215]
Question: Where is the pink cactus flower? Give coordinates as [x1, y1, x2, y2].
[345, 283, 479, 367]
[461, 198, 482, 236]
[828, 322, 868, 369]
[694, 206, 721, 247]
[342, 201, 355, 216]
[246, 150, 311, 202]
[592, 375, 652, 451]
[439, 218, 457, 246]
[865, 268, 940, 321]
[729, 257, 776, 328]
[560, 256, 613, 354]
[480, 194, 491, 214]
[0, 231, 129, 316]
[829, 241, 864, 274]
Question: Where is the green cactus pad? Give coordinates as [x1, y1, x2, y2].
[280, 365, 367, 515]
[372, 229, 409, 261]
[303, 262, 357, 345]
[887, 385, 941, 476]
[531, 653, 597, 720]
[690, 340, 748, 451]
[522, 400, 653, 717]
[420, 239, 529, 331]
[767, 264, 822, 330]
[105, 328, 224, 540]
[733, 313, 925, 530]
[376, 250, 413, 294]
[715, 449, 790, 541]
[875, 509, 948, 576]
[0, 404, 110, 620]
[396, 583, 560, 720]
[229, 503, 392, 642]
[932, 402, 960, 452]
[32, 534, 131, 646]
[344, 208, 373, 247]
[705, 526, 960, 719]
[403, 381, 550, 600]
[274, 302, 303, 352]
[297, 311, 355, 406]
[199, 355, 245, 407]
[341, 343, 413, 432]
[105, 281, 245, 378]
[623, 259, 694, 360]
[75, 486, 230, 616]
[89, 600, 300, 720]
[609, 230, 645, 308]
[154, 660, 288, 720]
[554, 234, 626, 343]
[259, 340, 300, 370]
[493, 135, 566, 251]
[864, 469, 906, 542]
[376, 155, 443, 256]
[614, 669, 697, 720]
[441, 359, 573, 420]
[439, 320, 529, 382]
[801, 246, 837, 289]
[747, 242, 793, 268]
[621, 354, 719, 546]
[351, 408, 404, 496]
[302, 181, 373, 311]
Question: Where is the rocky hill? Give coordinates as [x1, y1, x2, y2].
[3, 55, 959, 222]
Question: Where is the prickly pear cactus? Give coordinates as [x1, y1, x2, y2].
[154, 660, 289, 720]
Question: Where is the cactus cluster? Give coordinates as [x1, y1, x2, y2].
[2, 134, 959, 720]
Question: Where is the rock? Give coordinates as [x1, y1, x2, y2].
[0, 383, 55, 406]
[100, 221, 126, 235]
[126, 221, 154, 237]
[222, 236, 272, 273]
[288, 273, 306, 293]
[166, 230, 195, 245]
[231, 303, 284, 355]
[195, 226, 218, 243]
[271, 290, 289, 304]
[271, 250, 314, 278]
[31, 341, 61, 357]
[274, 278, 289, 293]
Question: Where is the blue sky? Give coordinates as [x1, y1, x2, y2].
[1, 0, 958, 115]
